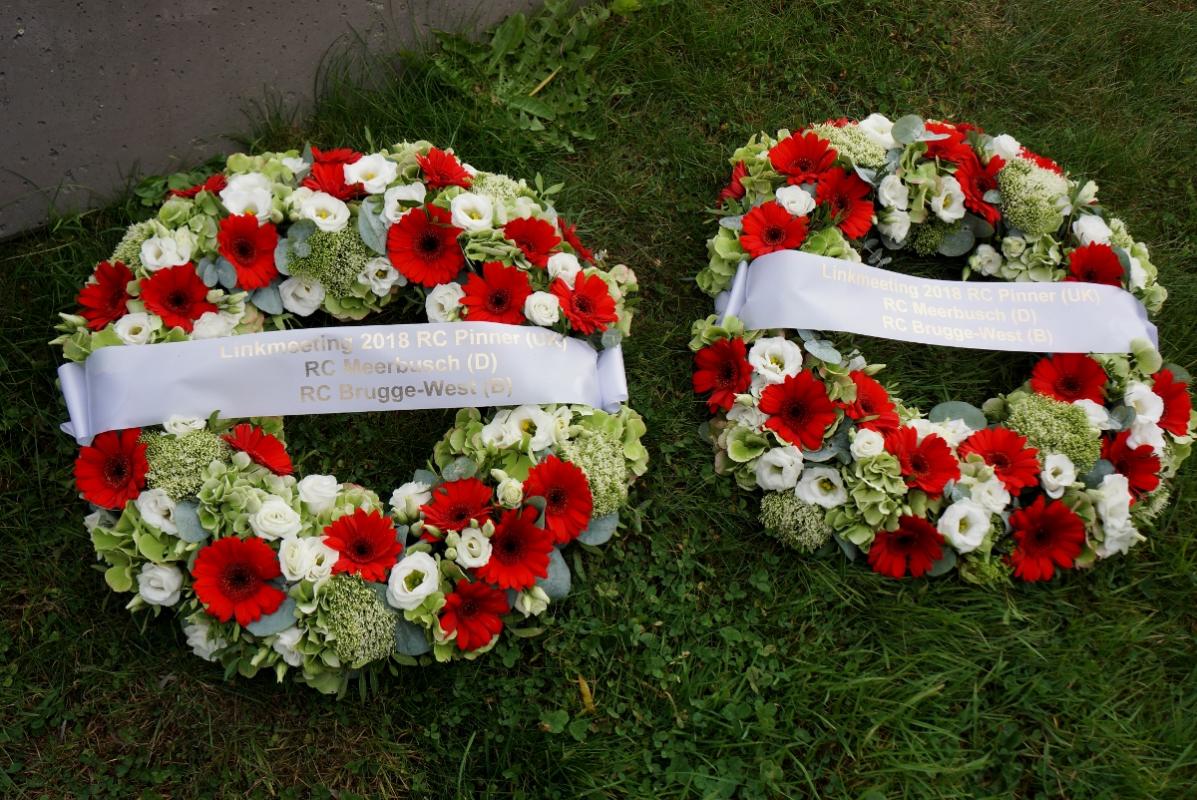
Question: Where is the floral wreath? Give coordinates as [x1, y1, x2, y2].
[54, 142, 647, 694]
[691, 114, 1193, 585]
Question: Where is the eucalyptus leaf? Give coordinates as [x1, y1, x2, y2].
[983, 189, 1003, 204]
[853, 165, 879, 186]
[801, 442, 843, 463]
[172, 500, 209, 543]
[394, 618, 432, 656]
[937, 226, 976, 257]
[250, 285, 284, 316]
[1083, 459, 1116, 488]
[891, 115, 925, 145]
[442, 456, 478, 481]
[1163, 362, 1191, 383]
[195, 257, 220, 288]
[1109, 405, 1136, 431]
[215, 257, 238, 289]
[537, 547, 571, 599]
[929, 401, 988, 431]
[965, 213, 994, 239]
[357, 201, 388, 255]
[927, 547, 957, 577]
[412, 469, 439, 487]
[718, 215, 744, 231]
[577, 512, 618, 546]
[245, 597, 297, 636]
[803, 339, 842, 364]
[795, 329, 817, 342]
[833, 534, 860, 562]
[600, 328, 623, 349]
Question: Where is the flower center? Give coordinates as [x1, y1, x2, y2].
[418, 231, 443, 257]
[762, 225, 786, 245]
[167, 290, 189, 311]
[351, 538, 374, 560]
[574, 295, 593, 314]
[104, 456, 130, 485]
[487, 289, 510, 312]
[220, 564, 257, 600]
[547, 487, 568, 509]
[233, 238, 255, 262]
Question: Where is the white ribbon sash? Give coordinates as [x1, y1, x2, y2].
[59, 322, 628, 443]
[717, 251, 1157, 353]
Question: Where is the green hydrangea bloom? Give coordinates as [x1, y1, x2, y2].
[320, 575, 397, 668]
[560, 430, 629, 517]
[109, 220, 158, 272]
[998, 159, 1068, 236]
[845, 452, 908, 530]
[143, 429, 232, 500]
[197, 451, 297, 535]
[760, 492, 832, 553]
[1006, 392, 1102, 473]
[287, 227, 375, 299]
[957, 553, 1012, 587]
[810, 123, 889, 169]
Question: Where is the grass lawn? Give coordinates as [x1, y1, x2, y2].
[3, 0, 1197, 797]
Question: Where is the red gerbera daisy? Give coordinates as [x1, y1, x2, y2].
[420, 478, 493, 533]
[386, 205, 465, 287]
[739, 200, 809, 258]
[138, 263, 217, 332]
[192, 536, 286, 626]
[759, 370, 838, 449]
[718, 160, 749, 206]
[1066, 243, 1123, 287]
[170, 173, 227, 199]
[1029, 353, 1107, 404]
[461, 261, 532, 324]
[768, 132, 837, 185]
[216, 213, 280, 290]
[473, 506, 554, 590]
[1019, 147, 1064, 175]
[1008, 495, 1085, 581]
[222, 423, 293, 476]
[922, 121, 971, 164]
[302, 146, 364, 201]
[867, 515, 944, 579]
[524, 455, 594, 545]
[74, 428, 148, 509]
[816, 167, 875, 239]
[957, 427, 1040, 493]
[1152, 369, 1192, 437]
[1102, 430, 1161, 499]
[693, 337, 753, 412]
[503, 217, 562, 268]
[76, 260, 133, 331]
[416, 147, 472, 190]
[324, 507, 404, 582]
[840, 371, 900, 432]
[439, 579, 509, 651]
[550, 273, 618, 335]
[557, 218, 593, 263]
[953, 152, 1004, 226]
[884, 426, 960, 498]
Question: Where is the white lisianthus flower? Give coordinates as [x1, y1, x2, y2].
[343, 152, 398, 194]
[987, 133, 1022, 161]
[509, 405, 558, 450]
[479, 410, 522, 449]
[450, 192, 496, 232]
[164, 415, 205, 436]
[1073, 399, 1113, 430]
[83, 508, 116, 534]
[190, 311, 239, 339]
[1074, 180, 1099, 208]
[908, 417, 972, 448]
[279, 277, 326, 316]
[387, 551, 442, 610]
[298, 474, 341, 514]
[858, 113, 896, 149]
[727, 403, 768, 430]
[748, 336, 804, 384]
[184, 618, 227, 661]
[774, 185, 816, 217]
[272, 626, 305, 667]
[251, 497, 302, 541]
[877, 174, 909, 210]
[1128, 257, 1147, 291]
[1127, 417, 1166, 454]
[358, 257, 404, 297]
[135, 489, 178, 535]
[1001, 235, 1027, 260]
[137, 563, 183, 607]
[970, 477, 1011, 515]
[795, 466, 847, 509]
[220, 172, 274, 222]
[298, 191, 350, 233]
[390, 480, 432, 522]
[1040, 453, 1076, 499]
[1124, 382, 1163, 424]
[877, 207, 911, 243]
[495, 476, 524, 509]
[278, 535, 340, 583]
[140, 230, 194, 271]
[547, 252, 582, 287]
[936, 500, 990, 553]
[523, 291, 560, 326]
[969, 244, 1003, 277]
[754, 445, 804, 491]
[850, 428, 886, 459]
[454, 527, 493, 570]
[383, 182, 427, 223]
[114, 312, 154, 345]
[1072, 215, 1112, 246]
[1094, 473, 1142, 557]
[515, 586, 551, 617]
[931, 176, 967, 223]
[281, 156, 309, 178]
[425, 282, 465, 322]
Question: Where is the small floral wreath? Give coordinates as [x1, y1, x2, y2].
[54, 142, 647, 694]
[691, 115, 1193, 585]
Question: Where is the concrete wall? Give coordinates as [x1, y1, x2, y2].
[1, 0, 536, 237]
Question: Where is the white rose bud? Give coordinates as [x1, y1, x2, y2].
[1072, 399, 1113, 431]
[774, 185, 816, 217]
[495, 476, 524, 509]
[220, 172, 274, 222]
[279, 278, 326, 317]
[858, 113, 896, 149]
[877, 174, 909, 210]
[135, 488, 179, 535]
[987, 133, 1022, 161]
[184, 619, 226, 661]
[523, 291, 561, 326]
[390, 481, 432, 522]
[1124, 382, 1163, 424]
[455, 526, 492, 570]
[850, 429, 886, 459]
[164, 415, 205, 436]
[386, 551, 441, 610]
[251, 497, 302, 541]
[272, 626, 305, 667]
[278, 536, 317, 582]
[298, 474, 341, 514]
[1040, 453, 1076, 499]
[515, 585, 551, 617]
[425, 283, 465, 322]
[970, 477, 1011, 515]
[546, 252, 581, 287]
[1072, 214, 1112, 246]
[137, 563, 183, 607]
[877, 207, 911, 243]
[969, 244, 1003, 277]
[140, 230, 193, 271]
[190, 311, 238, 340]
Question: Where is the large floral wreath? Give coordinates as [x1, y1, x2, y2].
[54, 142, 647, 694]
[691, 115, 1193, 584]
